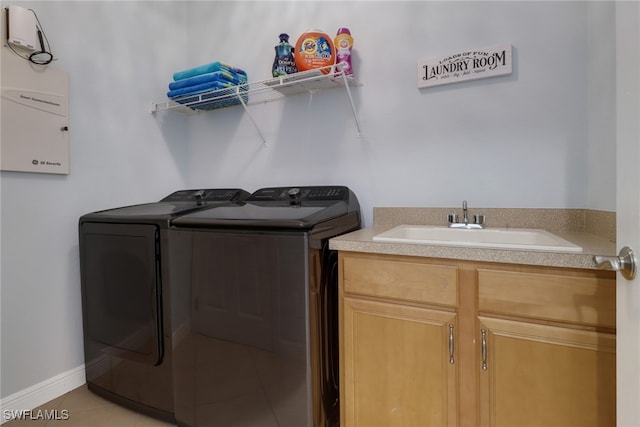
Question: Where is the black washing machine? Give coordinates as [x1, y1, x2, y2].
[78, 188, 249, 423]
[170, 186, 361, 427]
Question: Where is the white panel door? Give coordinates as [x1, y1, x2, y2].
[615, 2, 640, 426]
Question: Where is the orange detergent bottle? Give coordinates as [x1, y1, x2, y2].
[294, 29, 335, 74]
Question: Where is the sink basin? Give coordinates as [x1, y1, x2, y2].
[373, 225, 583, 252]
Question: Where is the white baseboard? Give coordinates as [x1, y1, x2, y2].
[0, 365, 86, 424]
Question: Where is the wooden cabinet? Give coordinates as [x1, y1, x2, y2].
[338, 251, 616, 427]
[477, 267, 616, 427]
[339, 253, 462, 427]
[343, 298, 457, 426]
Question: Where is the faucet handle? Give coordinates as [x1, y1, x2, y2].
[474, 214, 486, 226]
[448, 214, 459, 224]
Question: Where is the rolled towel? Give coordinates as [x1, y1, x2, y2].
[167, 79, 236, 99]
[168, 70, 247, 91]
[172, 61, 248, 82]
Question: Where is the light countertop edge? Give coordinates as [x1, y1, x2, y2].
[329, 225, 617, 270]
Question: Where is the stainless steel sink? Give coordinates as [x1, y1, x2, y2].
[373, 225, 583, 252]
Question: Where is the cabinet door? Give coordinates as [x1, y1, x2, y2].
[342, 297, 458, 427]
[478, 316, 616, 427]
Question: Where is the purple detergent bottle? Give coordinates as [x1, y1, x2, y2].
[334, 28, 353, 75]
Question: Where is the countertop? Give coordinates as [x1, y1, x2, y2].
[329, 224, 617, 270]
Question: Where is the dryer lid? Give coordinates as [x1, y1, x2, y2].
[79, 189, 249, 222]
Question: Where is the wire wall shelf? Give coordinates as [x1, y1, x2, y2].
[150, 63, 362, 142]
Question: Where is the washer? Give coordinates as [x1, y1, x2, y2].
[78, 188, 249, 423]
[170, 186, 361, 427]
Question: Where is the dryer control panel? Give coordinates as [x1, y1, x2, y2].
[161, 188, 248, 202]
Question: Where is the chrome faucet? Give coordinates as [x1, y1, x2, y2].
[462, 200, 469, 225]
[448, 200, 485, 229]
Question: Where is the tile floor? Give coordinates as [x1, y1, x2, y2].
[3, 385, 176, 427]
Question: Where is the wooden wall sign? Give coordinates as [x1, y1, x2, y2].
[417, 44, 512, 89]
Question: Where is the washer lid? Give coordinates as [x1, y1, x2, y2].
[173, 186, 360, 229]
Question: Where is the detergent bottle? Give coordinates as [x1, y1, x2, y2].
[272, 33, 297, 77]
[334, 28, 353, 75]
[294, 29, 335, 74]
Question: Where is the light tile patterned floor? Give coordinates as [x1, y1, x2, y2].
[3, 385, 175, 427]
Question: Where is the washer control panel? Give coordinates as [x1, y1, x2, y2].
[248, 186, 349, 202]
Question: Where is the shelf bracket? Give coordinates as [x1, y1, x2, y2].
[235, 85, 267, 145]
[337, 63, 362, 136]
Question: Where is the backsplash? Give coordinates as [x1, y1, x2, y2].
[373, 208, 616, 242]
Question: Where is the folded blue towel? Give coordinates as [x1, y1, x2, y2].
[167, 80, 237, 99]
[172, 61, 248, 82]
[168, 70, 247, 91]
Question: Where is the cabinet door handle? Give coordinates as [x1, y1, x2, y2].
[481, 329, 488, 371]
[449, 324, 455, 364]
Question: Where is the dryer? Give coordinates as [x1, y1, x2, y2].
[78, 188, 249, 422]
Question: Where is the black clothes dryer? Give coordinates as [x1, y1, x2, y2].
[170, 186, 361, 427]
[78, 188, 249, 423]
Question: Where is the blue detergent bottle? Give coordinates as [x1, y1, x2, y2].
[272, 33, 297, 77]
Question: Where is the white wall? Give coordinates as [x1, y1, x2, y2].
[587, 1, 617, 211]
[0, 0, 189, 400]
[0, 0, 616, 404]
[182, 1, 616, 226]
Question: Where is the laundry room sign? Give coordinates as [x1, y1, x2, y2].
[417, 44, 512, 89]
